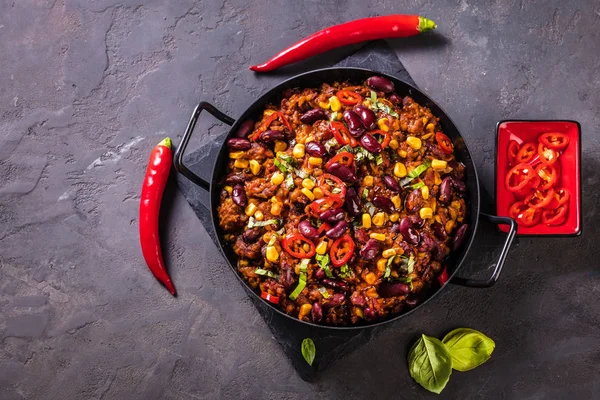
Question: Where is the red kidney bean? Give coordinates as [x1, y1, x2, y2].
[298, 220, 319, 240]
[419, 232, 436, 251]
[242, 228, 261, 243]
[383, 175, 400, 192]
[366, 76, 395, 93]
[439, 177, 453, 204]
[344, 187, 361, 216]
[324, 293, 346, 308]
[315, 268, 325, 280]
[388, 93, 402, 104]
[409, 215, 425, 228]
[363, 307, 377, 321]
[452, 177, 467, 193]
[326, 220, 347, 239]
[405, 188, 423, 213]
[353, 104, 376, 130]
[280, 261, 294, 289]
[300, 108, 329, 124]
[390, 223, 401, 234]
[405, 298, 419, 307]
[305, 141, 327, 157]
[225, 173, 245, 185]
[233, 119, 254, 138]
[398, 241, 412, 254]
[453, 224, 469, 251]
[378, 282, 410, 298]
[373, 195, 394, 213]
[319, 208, 345, 224]
[259, 129, 285, 142]
[431, 222, 447, 240]
[322, 278, 349, 292]
[353, 227, 369, 244]
[426, 143, 449, 160]
[342, 110, 365, 137]
[359, 239, 380, 260]
[232, 184, 247, 207]
[350, 292, 366, 306]
[311, 302, 323, 322]
[360, 133, 382, 154]
[227, 138, 251, 150]
[326, 162, 357, 183]
[399, 217, 420, 245]
[402, 96, 413, 107]
[432, 242, 444, 262]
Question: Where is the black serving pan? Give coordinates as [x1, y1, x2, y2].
[174, 67, 517, 331]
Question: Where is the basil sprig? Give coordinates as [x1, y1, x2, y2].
[301, 338, 316, 366]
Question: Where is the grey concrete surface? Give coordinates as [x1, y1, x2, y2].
[1, 1, 599, 399]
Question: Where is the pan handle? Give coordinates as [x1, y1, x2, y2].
[450, 213, 517, 288]
[173, 102, 235, 191]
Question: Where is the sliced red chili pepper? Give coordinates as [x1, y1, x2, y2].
[544, 187, 570, 210]
[526, 188, 555, 209]
[370, 129, 392, 149]
[515, 142, 537, 164]
[505, 163, 535, 193]
[317, 222, 332, 235]
[261, 291, 280, 304]
[535, 164, 559, 190]
[310, 196, 344, 214]
[330, 235, 355, 267]
[437, 267, 449, 286]
[537, 142, 559, 165]
[435, 132, 453, 154]
[513, 175, 540, 199]
[331, 121, 358, 147]
[507, 140, 520, 165]
[336, 90, 363, 105]
[282, 234, 316, 259]
[249, 112, 291, 141]
[508, 201, 528, 220]
[542, 205, 568, 226]
[325, 151, 355, 170]
[317, 173, 347, 199]
[539, 132, 569, 150]
[516, 207, 541, 227]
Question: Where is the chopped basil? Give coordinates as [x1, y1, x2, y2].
[338, 144, 353, 154]
[278, 153, 295, 165]
[299, 259, 309, 272]
[255, 268, 280, 279]
[331, 187, 342, 194]
[289, 274, 307, 301]
[324, 138, 339, 152]
[318, 287, 330, 299]
[330, 111, 338, 121]
[370, 90, 378, 104]
[273, 158, 287, 173]
[284, 173, 294, 189]
[339, 264, 353, 279]
[362, 188, 369, 200]
[375, 101, 399, 118]
[400, 161, 431, 187]
[399, 275, 414, 291]
[411, 181, 425, 189]
[276, 227, 285, 235]
[354, 147, 374, 162]
[364, 201, 376, 217]
[294, 168, 308, 179]
[375, 154, 384, 165]
[407, 254, 415, 274]
[267, 233, 279, 246]
[316, 254, 333, 278]
[248, 217, 279, 228]
[384, 256, 394, 279]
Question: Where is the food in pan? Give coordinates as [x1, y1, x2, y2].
[217, 75, 469, 325]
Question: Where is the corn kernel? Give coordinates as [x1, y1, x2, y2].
[365, 272, 377, 285]
[313, 187, 324, 199]
[224, 186, 233, 194]
[329, 96, 342, 112]
[254, 210, 264, 221]
[372, 212, 386, 227]
[354, 307, 364, 318]
[407, 136, 422, 150]
[421, 186, 430, 200]
[445, 220, 455, 233]
[271, 202, 282, 216]
[302, 178, 315, 190]
[363, 175, 374, 186]
[431, 197, 437, 212]
[234, 159, 249, 169]
[393, 162, 407, 178]
[263, 109, 275, 116]
[301, 188, 315, 201]
[266, 246, 279, 262]
[421, 132, 433, 140]
[229, 151, 244, 159]
[370, 232, 386, 241]
[419, 207, 433, 220]
[318, 101, 330, 110]
[377, 258, 387, 271]
[382, 248, 396, 258]
[239, 259, 249, 267]
[271, 172, 284, 185]
[293, 143, 305, 158]
[299, 303, 313, 319]
[434, 215, 442, 223]
[305, 135, 315, 144]
[316, 240, 328, 255]
[449, 207, 458, 220]
[366, 287, 379, 298]
[249, 160, 261, 175]
[274, 141, 287, 153]
[245, 203, 258, 216]
[393, 255, 402, 265]
[434, 171, 442, 186]
[422, 117, 429, 125]
[362, 213, 372, 229]
[377, 118, 390, 132]
[432, 159, 448, 170]
[391, 195, 401, 209]
[389, 139, 399, 150]
[398, 149, 408, 158]
[426, 123, 435, 132]
[263, 232, 273, 243]
[302, 243, 310, 252]
[308, 157, 322, 166]
[451, 200, 462, 210]
[389, 212, 400, 222]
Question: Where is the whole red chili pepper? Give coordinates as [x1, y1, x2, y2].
[139, 137, 176, 295]
[249, 15, 436, 72]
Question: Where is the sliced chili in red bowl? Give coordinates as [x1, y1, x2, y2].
[507, 140, 520, 166]
[542, 205, 568, 226]
[505, 163, 535, 193]
[516, 207, 541, 227]
[539, 132, 569, 150]
[535, 164, 558, 190]
[537, 142, 559, 165]
[515, 142, 537, 163]
[525, 188, 555, 209]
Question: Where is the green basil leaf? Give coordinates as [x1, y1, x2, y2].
[384, 256, 394, 278]
[316, 254, 333, 278]
[324, 138, 339, 152]
[370, 90, 378, 104]
[411, 181, 425, 189]
[318, 287, 330, 299]
[329, 111, 338, 121]
[301, 338, 316, 366]
[408, 334, 453, 394]
[338, 145, 353, 154]
[252, 219, 279, 228]
[375, 154, 384, 165]
[288, 274, 306, 301]
[362, 188, 369, 200]
[254, 268, 280, 279]
[273, 158, 287, 173]
[442, 328, 495, 372]
[284, 173, 294, 189]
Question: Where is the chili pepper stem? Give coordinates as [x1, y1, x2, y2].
[158, 137, 172, 149]
[417, 17, 437, 32]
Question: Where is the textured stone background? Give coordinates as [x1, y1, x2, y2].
[1, 1, 599, 399]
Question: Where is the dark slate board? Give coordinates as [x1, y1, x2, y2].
[174, 41, 486, 381]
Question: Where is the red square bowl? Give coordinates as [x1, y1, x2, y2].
[496, 120, 581, 236]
